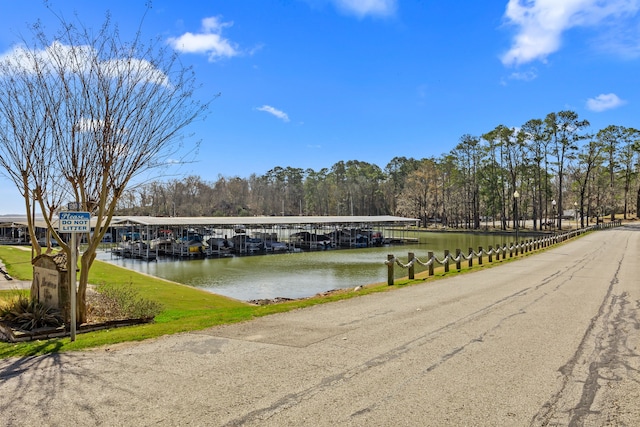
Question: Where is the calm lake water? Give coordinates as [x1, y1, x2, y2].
[96, 231, 523, 301]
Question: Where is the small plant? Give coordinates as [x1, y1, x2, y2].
[88, 282, 163, 322]
[0, 294, 63, 330]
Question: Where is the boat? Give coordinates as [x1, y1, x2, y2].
[170, 233, 206, 257]
[231, 234, 265, 254]
[112, 241, 156, 261]
[290, 231, 333, 250]
[265, 240, 289, 252]
[206, 236, 234, 256]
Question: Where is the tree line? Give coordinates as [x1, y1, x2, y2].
[117, 110, 640, 231]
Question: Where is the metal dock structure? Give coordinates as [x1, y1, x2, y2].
[108, 215, 418, 259]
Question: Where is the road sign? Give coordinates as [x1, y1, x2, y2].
[59, 211, 91, 233]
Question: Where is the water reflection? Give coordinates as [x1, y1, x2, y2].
[96, 231, 520, 301]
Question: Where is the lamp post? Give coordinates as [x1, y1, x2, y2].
[574, 201, 578, 230]
[514, 190, 520, 245]
[551, 199, 557, 231]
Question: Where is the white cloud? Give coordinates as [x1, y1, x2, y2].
[331, 0, 397, 18]
[586, 93, 626, 111]
[167, 16, 239, 61]
[592, 18, 640, 58]
[509, 69, 538, 81]
[0, 41, 170, 86]
[0, 41, 89, 74]
[102, 58, 171, 87]
[257, 105, 290, 122]
[501, 0, 640, 66]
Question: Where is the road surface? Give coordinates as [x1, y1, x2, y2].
[1, 224, 639, 426]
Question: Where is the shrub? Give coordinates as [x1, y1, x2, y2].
[0, 293, 63, 330]
[88, 282, 163, 322]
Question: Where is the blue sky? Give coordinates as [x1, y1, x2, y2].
[1, 0, 639, 214]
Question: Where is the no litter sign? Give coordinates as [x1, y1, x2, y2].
[59, 211, 91, 233]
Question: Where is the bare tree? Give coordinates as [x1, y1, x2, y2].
[0, 9, 210, 322]
[0, 43, 66, 252]
[396, 159, 439, 226]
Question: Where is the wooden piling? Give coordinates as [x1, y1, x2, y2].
[408, 252, 415, 280]
[444, 250, 450, 273]
[428, 251, 434, 276]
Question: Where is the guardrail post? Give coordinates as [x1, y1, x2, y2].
[488, 245, 493, 263]
[495, 244, 500, 261]
[428, 251, 434, 276]
[478, 246, 483, 265]
[444, 249, 450, 273]
[456, 249, 461, 270]
[387, 254, 394, 286]
[468, 247, 473, 268]
[408, 252, 415, 280]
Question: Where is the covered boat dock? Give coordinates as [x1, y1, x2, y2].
[1, 214, 418, 258]
[108, 215, 418, 258]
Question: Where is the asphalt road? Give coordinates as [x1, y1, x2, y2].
[1, 224, 639, 426]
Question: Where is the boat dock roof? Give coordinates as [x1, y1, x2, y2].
[111, 215, 418, 228]
[2, 214, 418, 230]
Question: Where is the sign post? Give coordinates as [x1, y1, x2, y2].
[59, 211, 90, 341]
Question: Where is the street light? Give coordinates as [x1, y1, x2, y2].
[551, 199, 557, 231]
[514, 190, 520, 246]
[574, 201, 578, 230]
